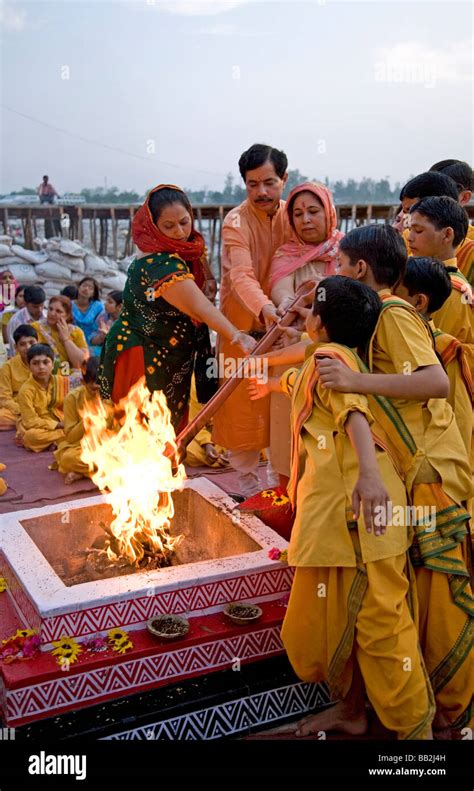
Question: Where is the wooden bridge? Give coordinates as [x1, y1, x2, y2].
[2, 203, 474, 269]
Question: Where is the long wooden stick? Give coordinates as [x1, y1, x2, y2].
[176, 283, 314, 453]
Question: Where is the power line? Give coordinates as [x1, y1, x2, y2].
[1, 104, 227, 179]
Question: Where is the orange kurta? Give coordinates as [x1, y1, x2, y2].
[212, 199, 291, 451]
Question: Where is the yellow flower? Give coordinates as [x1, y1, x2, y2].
[113, 637, 133, 655]
[0, 578, 7, 593]
[107, 628, 127, 643]
[117, 344, 123, 352]
[51, 636, 82, 666]
[262, 490, 275, 499]
[169, 337, 178, 347]
[2, 628, 36, 644]
[272, 494, 289, 507]
[107, 629, 133, 653]
[279, 550, 288, 564]
[147, 366, 155, 375]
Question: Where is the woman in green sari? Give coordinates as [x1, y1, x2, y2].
[99, 184, 256, 431]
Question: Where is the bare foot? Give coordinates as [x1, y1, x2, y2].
[273, 702, 368, 737]
[0, 462, 6, 472]
[64, 472, 85, 485]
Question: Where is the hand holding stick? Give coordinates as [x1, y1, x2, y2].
[175, 280, 316, 459]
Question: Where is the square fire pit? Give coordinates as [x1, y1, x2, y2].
[0, 478, 292, 646]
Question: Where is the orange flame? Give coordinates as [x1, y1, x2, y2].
[80, 377, 186, 566]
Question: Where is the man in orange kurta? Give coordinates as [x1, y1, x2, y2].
[212, 144, 291, 496]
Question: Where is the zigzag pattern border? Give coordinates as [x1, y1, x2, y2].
[0, 551, 41, 632]
[104, 681, 331, 740]
[3, 627, 284, 725]
[39, 567, 294, 642]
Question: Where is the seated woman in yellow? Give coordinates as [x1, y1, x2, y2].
[17, 344, 68, 452]
[55, 356, 103, 484]
[249, 277, 434, 740]
[32, 295, 88, 383]
[0, 324, 38, 430]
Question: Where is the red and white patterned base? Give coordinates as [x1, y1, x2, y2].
[0, 592, 289, 727]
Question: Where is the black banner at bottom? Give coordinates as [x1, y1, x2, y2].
[0, 739, 472, 786]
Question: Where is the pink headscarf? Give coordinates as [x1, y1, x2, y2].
[0, 271, 19, 312]
[269, 182, 344, 290]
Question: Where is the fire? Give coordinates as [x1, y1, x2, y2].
[80, 377, 186, 567]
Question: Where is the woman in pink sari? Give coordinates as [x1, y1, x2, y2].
[268, 183, 344, 487]
[269, 181, 343, 311]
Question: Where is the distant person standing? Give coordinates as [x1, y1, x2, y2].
[37, 175, 58, 204]
[38, 175, 60, 237]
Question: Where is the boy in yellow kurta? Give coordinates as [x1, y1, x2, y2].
[396, 257, 472, 459]
[249, 276, 434, 739]
[429, 159, 474, 286]
[17, 344, 68, 452]
[406, 197, 474, 373]
[400, 170, 460, 253]
[0, 325, 38, 430]
[54, 356, 101, 483]
[319, 225, 473, 735]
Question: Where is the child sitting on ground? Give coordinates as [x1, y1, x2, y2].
[55, 356, 102, 484]
[90, 290, 123, 352]
[17, 344, 68, 452]
[0, 324, 38, 432]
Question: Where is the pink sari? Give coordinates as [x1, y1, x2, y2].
[269, 182, 344, 290]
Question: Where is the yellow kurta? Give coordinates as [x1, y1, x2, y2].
[54, 386, 93, 475]
[31, 321, 88, 363]
[280, 343, 434, 739]
[431, 258, 474, 378]
[17, 374, 67, 452]
[0, 354, 30, 428]
[370, 291, 472, 504]
[282, 344, 411, 567]
[212, 199, 291, 451]
[456, 223, 474, 286]
[369, 293, 473, 730]
[429, 319, 472, 459]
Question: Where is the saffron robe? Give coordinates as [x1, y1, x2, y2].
[212, 199, 291, 451]
[0, 354, 30, 428]
[17, 374, 68, 452]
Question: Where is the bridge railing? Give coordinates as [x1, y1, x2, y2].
[1, 203, 473, 272]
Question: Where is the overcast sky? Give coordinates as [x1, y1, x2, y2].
[1, 0, 472, 195]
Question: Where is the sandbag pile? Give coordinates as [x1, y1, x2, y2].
[0, 236, 130, 298]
